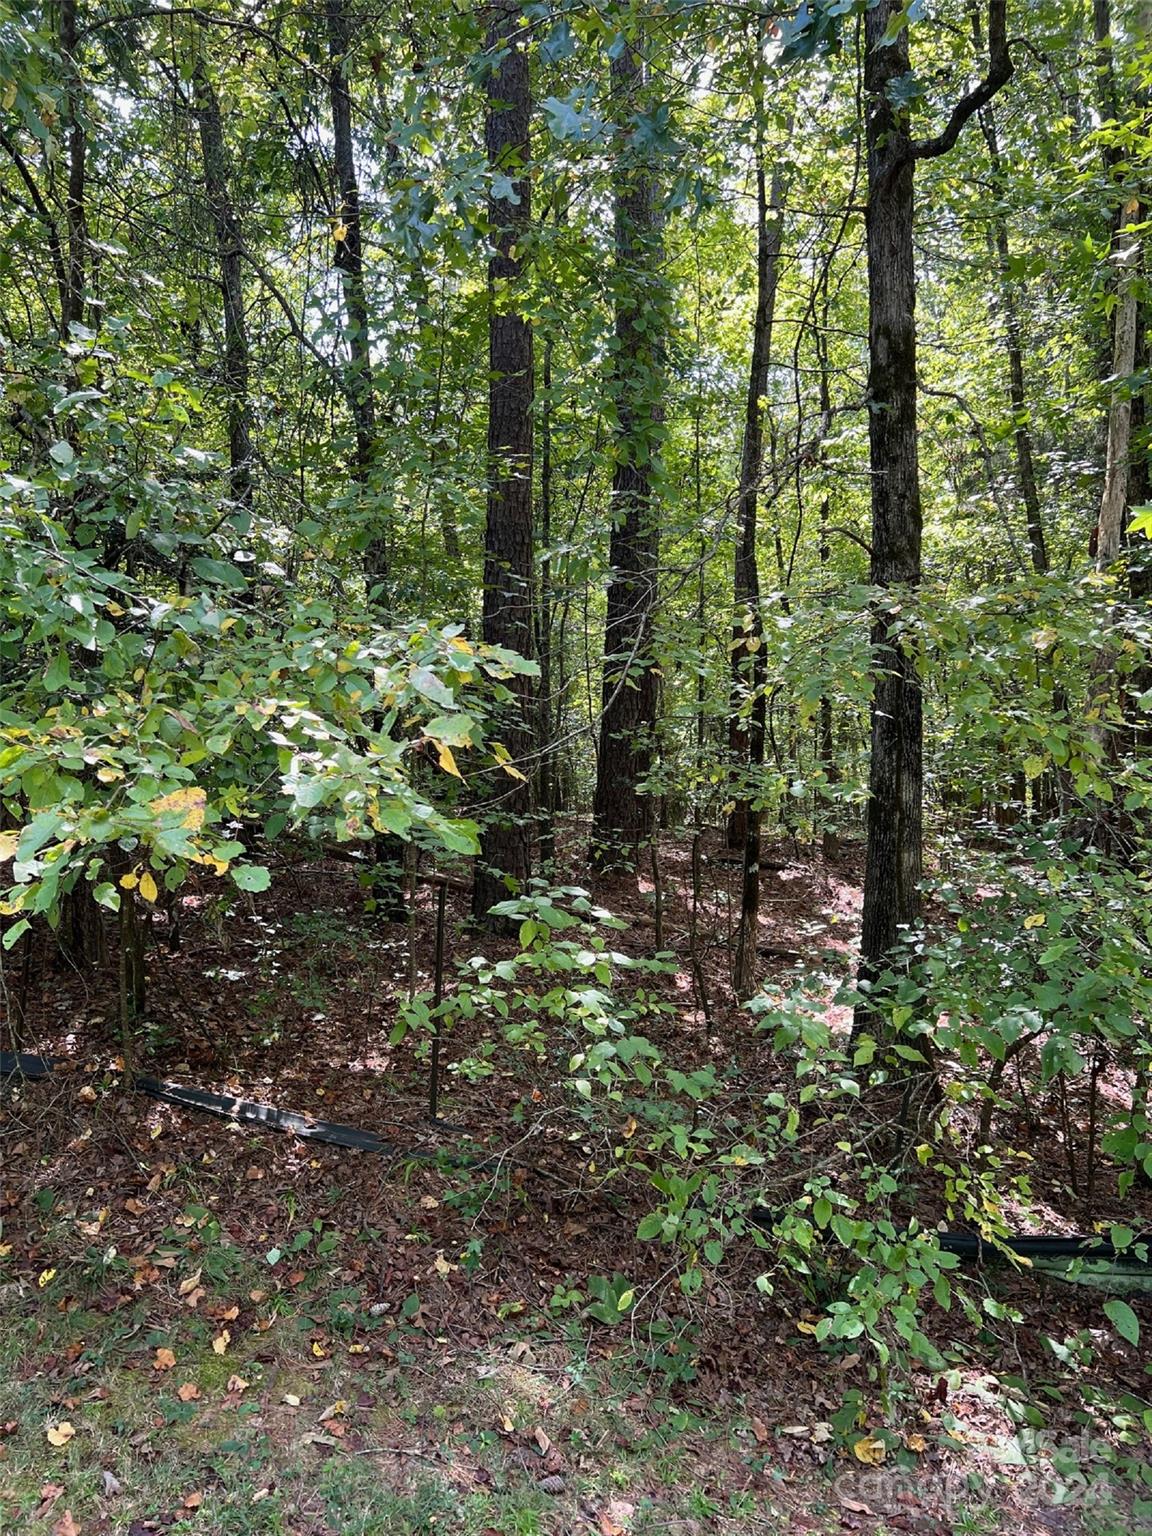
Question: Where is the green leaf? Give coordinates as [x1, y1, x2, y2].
[190, 557, 247, 590]
[231, 864, 271, 893]
[49, 440, 75, 466]
[1104, 1298, 1140, 1347]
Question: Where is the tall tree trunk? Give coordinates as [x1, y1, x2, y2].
[855, 0, 1012, 1030]
[731, 125, 785, 1001]
[591, 39, 664, 873]
[59, 0, 87, 336]
[325, 0, 385, 597]
[193, 61, 254, 516]
[536, 334, 556, 869]
[975, 95, 1047, 573]
[856, 0, 924, 1010]
[472, 0, 536, 925]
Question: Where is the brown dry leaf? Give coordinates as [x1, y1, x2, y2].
[176, 1383, 201, 1403]
[183, 1490, 204, 1509]
[840, 1497, 874, 1515]
[750, 1416, 769, 1445]
[52, 1511, 81, 1536]
[46, 1422, 76, 1447]
[227, 1375, 250, 1393]
[219, 1304, 240, 1321]
[248, 1289, 267, 1304]
[77, 1085, 97, 1104]
[852, 1435, 887, 1466]
[35, 1484, 64, 1517]
[212, 1330, 230, 1355]
[124, 1198, 146, 1216]
[533, 1426, 552, 1456]
[153, 1347, 176, 1372]
[905, 1432, 927, 1453]
[599, 1500, 635, 1536]
[177, 1269, 202, 1298]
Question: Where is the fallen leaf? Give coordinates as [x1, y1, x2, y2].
[77, 1085, 97, 1104]
[227, 1375, 250, 1392]
[102, 1470, 122, 1496]
[852, 1435, 887, 1466]
[153, 1348, 176, 1372]
[176, 1382, 201, 1402]
[599, 1499, 635, 1536]
[52, 1511, 81, 1536]
[35, 1484, 64, 1517]
[318, 1399, 348, 1421]
[212, 1330, 230, 1355]
[46, 1422, 76, 1447]
[905, 1431, 927, 1453]
[840, 1497, 874, 1515]
[533, 1426, 552, 1456]
[38, 1268, 57, 1289]
[283, 1393, 301, 1407]
[182, 1491, 203, 1509]
[750, 1415, 769, 1444]
[177, 1269, 202, 1297]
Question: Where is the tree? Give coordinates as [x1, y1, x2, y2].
[472, 0, 537, 924]
[591, 36, 665, 873]
[855, 0, 1013, 1024]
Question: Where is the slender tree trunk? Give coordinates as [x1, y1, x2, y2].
[193, 61, 254, 515]
[537, 334, 556, 868]
[731, 132, 784, 1000]
[325, 0, 385, 596]
[1097, 201, 1142, 572]
[59, 0, 87, 335]
[856, 0, 924, 1011]
[591, 39, 664, 873]
[472, 0, 536, 924]
[975, 95, 1047, 573]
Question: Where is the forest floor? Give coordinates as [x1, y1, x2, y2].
[1, 824, 1149, 1535]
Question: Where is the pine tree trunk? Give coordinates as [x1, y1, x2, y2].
[591, 40, 663, 873]
[472, 0, 536, 924]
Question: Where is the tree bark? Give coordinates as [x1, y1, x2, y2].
[856, 0, 925, 1009]
[193, 60, 254, 516]
[855, 0, 1012, 1029]
[591, 39, 664, 873]
[472, 0, 536, 924]
[731, 123, 785, 1000]
[325, 0, 386, 597]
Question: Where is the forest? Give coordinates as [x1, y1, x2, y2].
[1, 0, 1152, 1531]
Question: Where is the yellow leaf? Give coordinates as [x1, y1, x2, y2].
[905, 1432, 927, 1453]
[212, 1330, 230, 1355]
[1023, 913, 1046, 930]
[0, 831, 17, 862]
[38, 1267, 57, 1288]
[437, 742, 461, 779]
[150, 786, 206, 831]
[332, 222, 348, 242]
[852, 1435, 887, 1465]
[139, 871, 159, 904]
[46, 1420, 76, 1446]
[119, 871, 139, 890]
[95, 767, 123, 784]
[795, 1319, 818, 1335]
